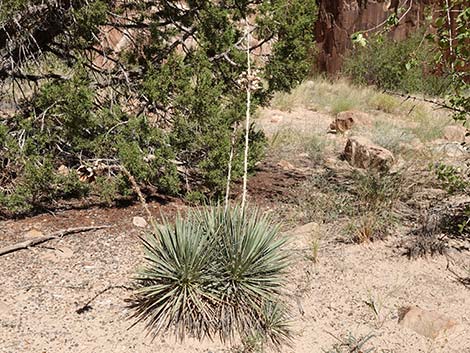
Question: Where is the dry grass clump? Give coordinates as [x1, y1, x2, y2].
[324, 332, 376, 353]
[269, 128, 331, 163]
[407, 103, 449, 142]
[295, 166, 412, 244]
[355, 119, 416, 154]
[369, 92, 402, 114]
[270, 79, 375, 113]
[270, 79, 451, 148]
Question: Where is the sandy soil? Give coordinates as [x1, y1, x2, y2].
[1, 106, 469, 353]
[1, 200, 469, 353]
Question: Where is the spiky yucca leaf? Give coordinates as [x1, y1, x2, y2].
[130, 216, 218, 339]
[130, 206, 291, 347]
[211, 206, 289, 342]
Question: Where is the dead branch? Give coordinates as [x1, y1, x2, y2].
[0, 225, 110, 256]
[385, 89, 469, 116]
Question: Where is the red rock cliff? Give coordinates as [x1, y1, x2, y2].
[315, 0, 435, 74]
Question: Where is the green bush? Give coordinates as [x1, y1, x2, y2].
[1, 0, 318, 215]
[130, 206, 291, 347]
[343, 33, 449, 96]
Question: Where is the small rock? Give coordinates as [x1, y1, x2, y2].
[330, 113, 354, 133]
[132, 216, 148, 228]
[443, 125, 467, 142]
[277, 160, 295, 171]
[143, 154, 156, 162]
[24, 228, 44, 239]
[434, 142, 467, 158]
[344, 136, 395, 172]
[57, 165, 69, 176]
[329, 110, 371, 133]
[398, 306, 457, 339]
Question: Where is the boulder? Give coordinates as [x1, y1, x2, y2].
[330, 113, 354, 133]
[329, 110, 371, 133]
[443, 125, 467, 142]
[398, 306, 457, 339]
[344, 136, 395, 172]
[316, 0, 429, 74]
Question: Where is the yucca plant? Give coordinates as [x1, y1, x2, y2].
[130, 205, 291, 348]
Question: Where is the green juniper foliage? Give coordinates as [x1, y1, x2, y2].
[131, 206, 291, 347]
[0, 0, 317, 214]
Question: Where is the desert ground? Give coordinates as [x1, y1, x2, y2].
[1, 80, 469, 353]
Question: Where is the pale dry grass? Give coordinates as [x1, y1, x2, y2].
[270, 79, 455, 164]
[271, 78, 375, 114]
[269, 128, 332, 163]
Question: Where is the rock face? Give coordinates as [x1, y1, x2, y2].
[344, 136, 394, 172]
[398, 306, 457, 338]
[315, 0, 435, 73]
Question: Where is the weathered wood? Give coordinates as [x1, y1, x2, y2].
[0, 225, 110, 256]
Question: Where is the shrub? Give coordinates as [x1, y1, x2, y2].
[367, 120, 416, 154]
[324, 332, 376, 353]
[130, 206, 291, 347]
[1, 0, 318, 215]
[369, 93, 401, 114]
[433, 163, 470, 236]
[343, 32, 449, 96]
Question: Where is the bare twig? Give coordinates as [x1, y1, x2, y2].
[384, 89, 468, 115]
[76, 284, 133, 314]
[0, 225, 111, 256]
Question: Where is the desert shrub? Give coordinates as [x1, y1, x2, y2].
[297, 168, 406, 242]
[1, 0, 318, 215]
[330, 95, 359, 115]
[367, 120, 416, 153]
[368, 93, 401, 114]
[130, 206, 291, 347]
[433, 163, 470, 236]
[343, 33, 449, 96]
[306, 134, 329, 163]
[340, 170, 405, 243]
[434, 163, 469, 194]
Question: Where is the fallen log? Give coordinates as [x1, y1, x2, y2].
[0, 225, 110, 256]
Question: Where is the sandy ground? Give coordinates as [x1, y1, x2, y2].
[1, 106, 469, 353]
[1, 204, 469, 353]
